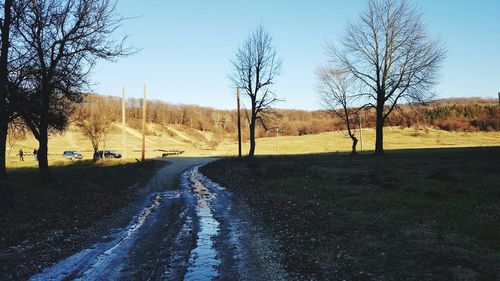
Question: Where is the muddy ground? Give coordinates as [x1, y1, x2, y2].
[4, 157, 290, 280]
[0, 158, 210, 280]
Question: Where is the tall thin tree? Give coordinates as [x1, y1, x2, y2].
[318, 67, 361, 155]
[230, 24, 282, 157]
[0, 0, 13, 187]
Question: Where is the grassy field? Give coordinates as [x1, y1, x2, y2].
[6, 123, 500, 167]
[201, 147, 500, 280]
[4, 121, 499, 278]
[3, 124, 499, 279]
[0, 159, 163, 280]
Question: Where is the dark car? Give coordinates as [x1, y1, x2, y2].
[62, 151, 83, 160]
[100, 150, 122, 159]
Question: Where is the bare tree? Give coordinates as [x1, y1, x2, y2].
[318, 67, 360, 155]
[16, 0, 129, 181]
[230, 24, 282, 157]
[329, 0, 446, 154]
[0, 0, 27, 189]
[77, 95, 113, 160]
[0, 0, 14, 192]
[6, 119, 26, 158]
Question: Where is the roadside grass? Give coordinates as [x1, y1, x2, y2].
[0, 159, 163, 279]
[201, 147, 500, 280]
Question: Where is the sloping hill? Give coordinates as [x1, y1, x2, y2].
[9, 123, 220, 163]
[6, 124, 500, 167]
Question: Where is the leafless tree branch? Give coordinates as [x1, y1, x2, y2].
[229, 24, 282, 157]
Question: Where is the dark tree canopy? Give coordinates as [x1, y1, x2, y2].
[0, 0, 27, 187]
[15, 0, 129, 181]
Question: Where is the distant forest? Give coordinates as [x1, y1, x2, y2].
[74, 95, 500, 138]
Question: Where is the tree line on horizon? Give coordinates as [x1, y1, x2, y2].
[75, 93, 500, 138]
[9, 93, 498, 160]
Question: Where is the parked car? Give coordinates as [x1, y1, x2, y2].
[100, 150, 122, 159]
[62, 151, 83, 160]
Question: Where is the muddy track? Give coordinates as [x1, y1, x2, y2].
[29, 162, 288, 281]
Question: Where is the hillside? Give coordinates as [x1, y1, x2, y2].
[73, 95, 500, 142]
[7, 123, 500, 166]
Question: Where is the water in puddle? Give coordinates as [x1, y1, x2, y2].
[183, 168, 221, 281]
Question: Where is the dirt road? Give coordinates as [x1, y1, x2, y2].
[30, 158, 287, 280]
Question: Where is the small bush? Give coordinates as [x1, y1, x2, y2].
[208, 138, 221, 150]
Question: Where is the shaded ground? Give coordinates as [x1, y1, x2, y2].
[0, 160, 165, 280]
[201, 147, 500, 280]
[0, 157, 218, 280]
[28, 164, 287, 280]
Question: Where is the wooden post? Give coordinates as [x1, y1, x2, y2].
[359, 114, 364, 151]
[497, 92, 500, 129]
[276, 127, 279, 154]
[141, 84, 147, 161]
[237, 87, 242, 158]
[121, 87, 126, 158]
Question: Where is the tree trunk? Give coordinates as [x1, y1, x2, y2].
[0, 122, 7, 185]
[92, 146, 99, 162]
[0, 0, 12, 186]
[248, 116, 256, 158]
[37, 124, 51, 183]
[351, 136, 358, 156]
[0, 123, 11, 209]
[375, 98, 385, 155]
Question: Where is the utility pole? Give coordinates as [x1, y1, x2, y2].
[276, 127, 280, 154]
[359, 114, 364, 151]
[497, 92, 500, 130]
[236, 87, 242, 158]
[141, 84, 147, 161]
[121, 87, 126, 158]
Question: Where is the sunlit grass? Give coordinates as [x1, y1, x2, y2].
[7, 124, 500, 168]
[216, 127, 500, 155]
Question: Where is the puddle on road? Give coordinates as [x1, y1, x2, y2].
[183, 167, 221, 281]
[31, 166, 261, 281]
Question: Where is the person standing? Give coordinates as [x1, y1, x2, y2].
[18, 149, 24, 161]
[33, 148, 38, 161]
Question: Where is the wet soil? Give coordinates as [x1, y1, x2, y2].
[26, 161, 288, 280]
[0, 160, 162, 280]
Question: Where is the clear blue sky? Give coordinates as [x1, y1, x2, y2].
[92, 0, 500, 110]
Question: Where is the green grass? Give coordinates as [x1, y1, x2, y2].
[201, 147, 500, 280]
